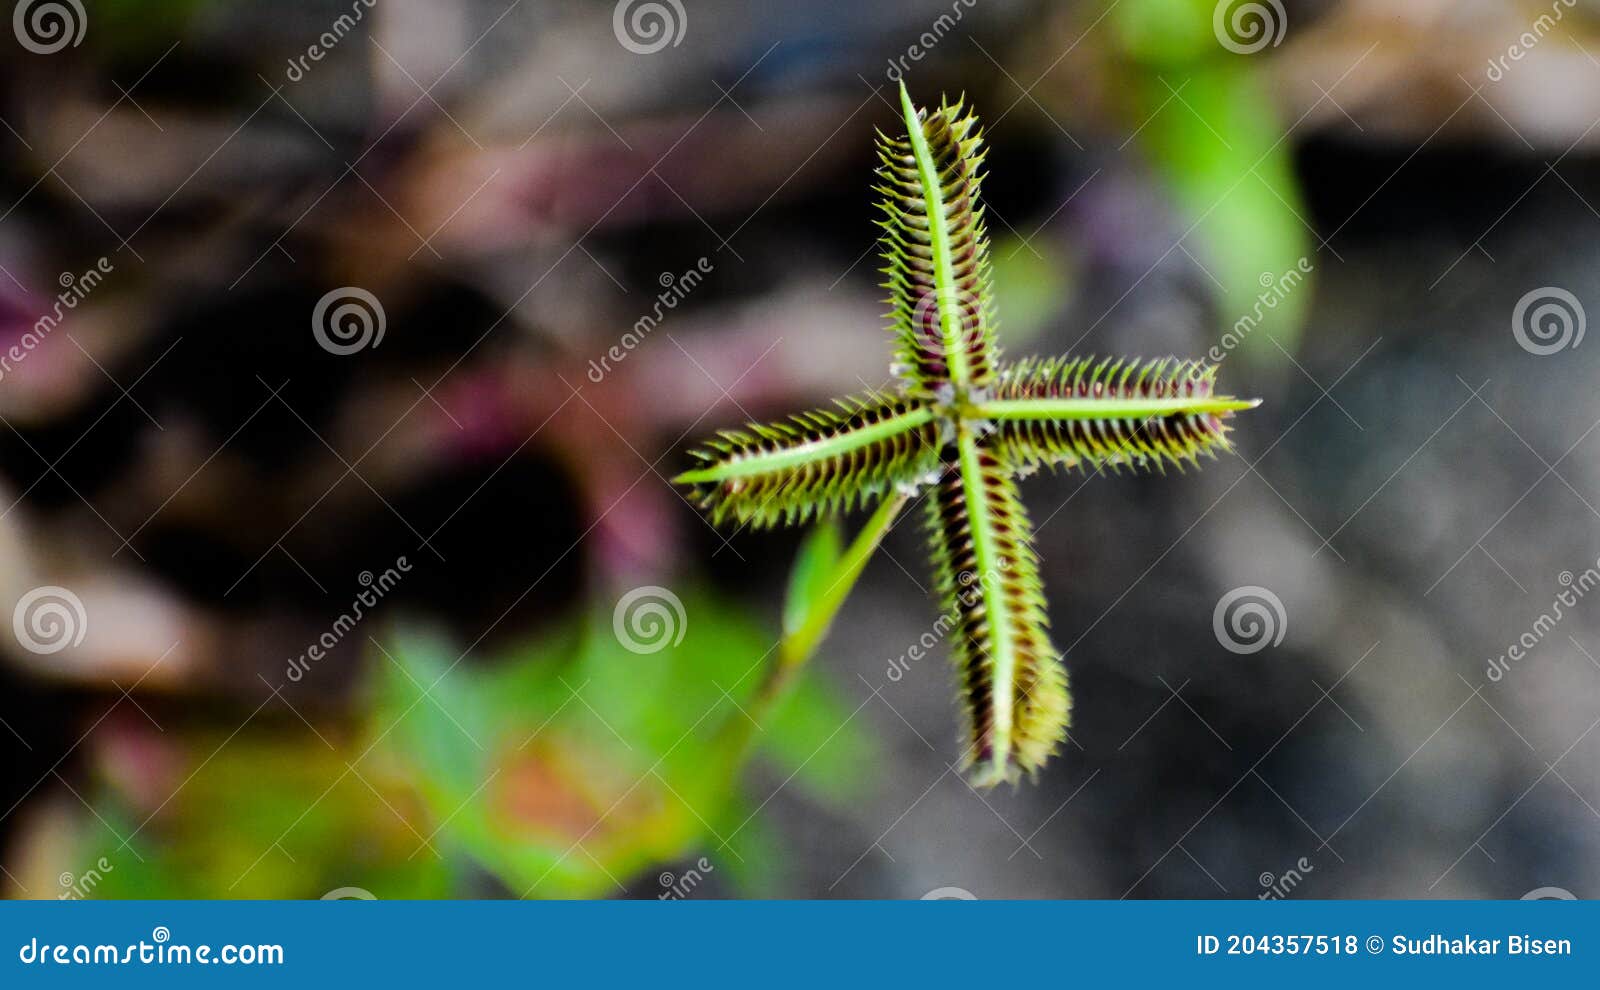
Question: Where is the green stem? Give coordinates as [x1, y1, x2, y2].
[954, 423, 1013, 782]
[715, 494, 908, 767]
[898, 81, 969, 390]
[971, 396, 1260, 420]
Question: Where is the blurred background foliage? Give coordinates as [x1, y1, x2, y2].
[4, 0, 1600, 899]
[17, 594, 870, 898]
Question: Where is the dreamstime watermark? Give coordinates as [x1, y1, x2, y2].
[1485, 0, 1578, 82]
[285, 558, 411, 682]
[1257, 856, 1314, 900]
[1213, 0, 1286, 55]
[312, 286, 386, 355]
[657, 857, 713, 900]
[612, 0, 685, 55]
[1512, 286, 1584, 355]
[921, 886, 977, 899]
[1207, 257, 1312, 363]
[884, 0, 979, 81]
[906, 286, 984, 369]
[1486, 562, 1600, 683]
[320, 886, 376, 900]
[13, 0, 86, 54]
[0, 257, 114, 385]
[1522, 886, 1577, 900]
[1213, 586, 1286, 655]
[58, 857, 114, 900]
[18, 928, 284, 966]
[613, 585, 686, 654]
[586, 257, 712, 383]
[284, 0, 376, 82]
[885, 559, 1010, 684]
[12, 585, 87, 655]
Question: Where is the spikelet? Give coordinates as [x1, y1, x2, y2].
[990, 356, 1247, 474]
[674, 391, 943, 529]
[924, 441, 1069, 785]
[673, 84, 1261, 789]
[876, 85, 998, 396]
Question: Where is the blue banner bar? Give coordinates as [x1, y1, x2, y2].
[0, 900, 1591, 986]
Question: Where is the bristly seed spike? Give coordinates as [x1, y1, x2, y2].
[673, 86, 1259, 788]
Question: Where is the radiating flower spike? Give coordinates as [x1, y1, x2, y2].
[675, 85, 1259, 788]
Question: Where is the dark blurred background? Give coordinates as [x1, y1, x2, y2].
[1, 0, 1597, 899]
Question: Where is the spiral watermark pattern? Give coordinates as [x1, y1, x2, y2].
[1521, 886, 1577, 900]
[1212, 585, 1287, 655]
[1512, 286, 1585, 355]
[151, 926, 171, 944]
[12, 585, 87, 655]
[921, 886, 978, 900]
[13, 0, 86, 54]
[312, 286, 386, 355]
[1213, 0, 1286, 55]
[908, 285, 985, 379]
[612, 585, 686, 654]
[321, 886, 377, 900]
[612, 0, 685, 55]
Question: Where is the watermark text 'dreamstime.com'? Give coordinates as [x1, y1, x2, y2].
[285, 556, 411, 682]
[0, 257, 114, 385]
[285, 0, 376, 82]
[587, 257, 712, 383]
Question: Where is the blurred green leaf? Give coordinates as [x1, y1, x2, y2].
[784, 521, 843, 639]
[63, 734, 455, 899]
[991, 234, 1076, 352]
[1114, 0, 1314, 360]
[374, 588, 876, 898]
[25, 590, 872, 900]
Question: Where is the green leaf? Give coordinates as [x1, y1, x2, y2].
[1111, 1, 1314, 359]
[784, 521, 843, 638]
[371, 591, 877, 897]
[778, 494, 907, 670]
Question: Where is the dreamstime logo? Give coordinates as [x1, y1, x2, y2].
[1521, 886, 1576, 900]
[1258, 856, 1314, 900]
[658, 857, 714, 900]
[1212, 0, 1286, 55]
[12, 585, 87, 655]
[321, 886, 376, 900]
[921, 886, 977, 900]
[586, 257, 711, 383]
[884, 0, 978, 81]
[612, 585, 686, 654]
[13, 0, 86, 55]
[1512, 286, 1584, 355]
[58, 856, 114, 900]
[0, 256, 114, 386]
[312, 287, 386, 355]
[1208, 257, 1313, 362]
[885, 559, 1009, 684]
[284, 0, 376, 82]
[1486, 0, 1578, 82]
[1487, 561, 1600, 683]
[1212, 585, 1286, 654]
[903, 286, 985, 382]
[286, 557, 410, 683]
[612, 0, 685, 55]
